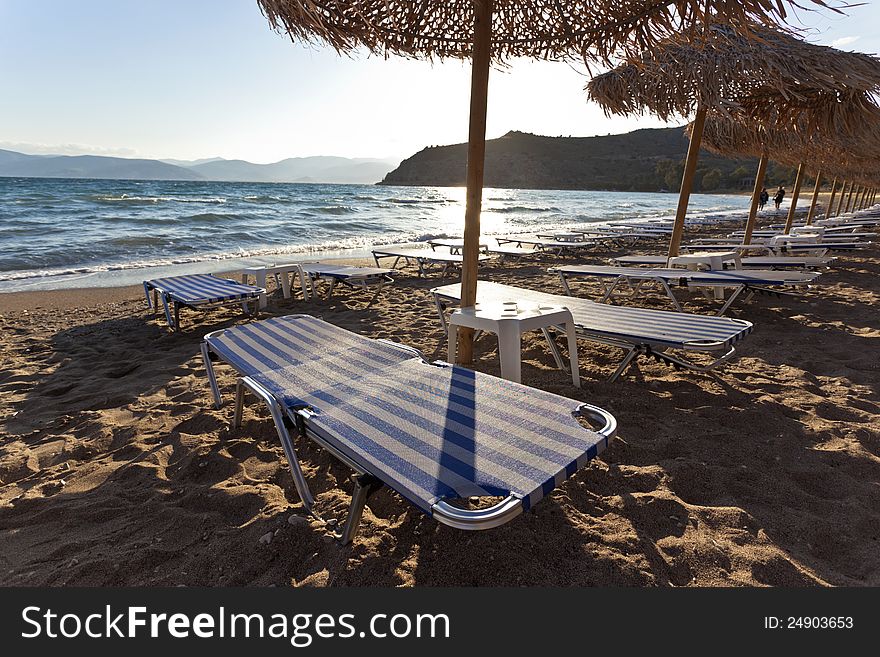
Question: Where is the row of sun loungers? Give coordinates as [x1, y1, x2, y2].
[134, 207, 876, 549]
[147, 262, 395, 330]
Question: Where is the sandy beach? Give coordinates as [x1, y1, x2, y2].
[1, 218, 879, 587]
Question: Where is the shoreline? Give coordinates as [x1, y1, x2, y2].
[1, 199, 795, 295]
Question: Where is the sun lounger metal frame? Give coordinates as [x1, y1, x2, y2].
[485, 245, 540, 260]
[299, 263, 395, 308]
[431, 281, 753, 382]
[372, 247, 488, 277]
[554, 265, 818, 316]
[494, 235, 604, 255]
[426, 238, 489, 255]
[612, 254, 834, 270]
[144, 274, 265, 332]
[201, 315, 617, 543]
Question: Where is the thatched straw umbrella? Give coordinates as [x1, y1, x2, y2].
[257, 1, 838, 365]
[587, 22, 880, 256]
[699, 112, 880, 236]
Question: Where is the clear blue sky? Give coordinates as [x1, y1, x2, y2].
[1, 0, 877, 163]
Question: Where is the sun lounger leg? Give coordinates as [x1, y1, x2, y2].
[433, 294, 450, 333]
[658, 279, 684, 312]
[655, 345, 737, 373]
[160, 293, 174, 329]
[716, 286, 747, 316]
[601, 278, 623, 303]
[201, 342, 222, 409]
[237, 378, 315, 510]
[143, 282, 152, 309]
[608, 347, 639, 382]
[336, 474, 383, 545]
[558, 272, 573, 296]
[540, 328, 568, 373]
[565, 321, 580, 388]
[364, 281, 386, 310]
[294, 266, 310, 301]
[233, 381, 245, 428]
[174, 302, 181, 331]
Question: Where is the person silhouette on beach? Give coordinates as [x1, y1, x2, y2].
[773, 186, 785, 210]
[759, 187, 769, 210]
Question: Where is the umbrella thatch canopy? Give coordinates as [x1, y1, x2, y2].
[258, 1, 837, 62]
[587, 21, 880, 254]
[698, 110, 880, 164]
[588, 23, 880, 129]
[695, 112, 880, 234]
[258, 1, 840, 363]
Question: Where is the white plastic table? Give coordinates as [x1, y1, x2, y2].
[669, 250, 742, 270]
[447, 301, 580, 387]
[240, 263, 308, 308]
[668, 251, 741, 300]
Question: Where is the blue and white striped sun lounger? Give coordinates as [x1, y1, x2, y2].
[431, 281, 753, 382]
[553, 265, 819, 316]
[299, 263, 395, 307]
[494, 235, 604, 254]
[201, 314, 616, 543]
[612, 254, 834, 269]
[144, 274, 265, 331]
[372, 246, 489, 277]
[426, 238, 489, 254]
[684, 241, 866, 255]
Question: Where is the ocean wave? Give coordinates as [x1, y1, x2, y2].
[485, 205, 561, 214]
[384, 197, 449, 204]
[89, 194, 228, 204]
[0, 180, 753, 290]
[179, 212, 245, 223]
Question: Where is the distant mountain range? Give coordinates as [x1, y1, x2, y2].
[0, 149, 400, 184]
[380, 127, 799, 192]
[2, 126, 802, 191]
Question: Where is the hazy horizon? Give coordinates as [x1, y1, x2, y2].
[2, 1, 877, 163]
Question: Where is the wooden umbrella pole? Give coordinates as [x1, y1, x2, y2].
[860, 186, 869, 209]
[834, 180, 849, 216]
[805, 170, 822, 225]
[783, 162, 805, 233]
[742, 152, 768, 245]
[456, 0, 492, 366]
[823, 177, 838, 221]
[668, 106, 706, 257]
[845, 183, 858, 214]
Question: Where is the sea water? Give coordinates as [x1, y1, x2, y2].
[0, 177, 752, 292]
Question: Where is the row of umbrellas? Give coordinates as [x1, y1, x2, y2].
[256, 0, 876, 364]
[588, 20, 880, 254]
